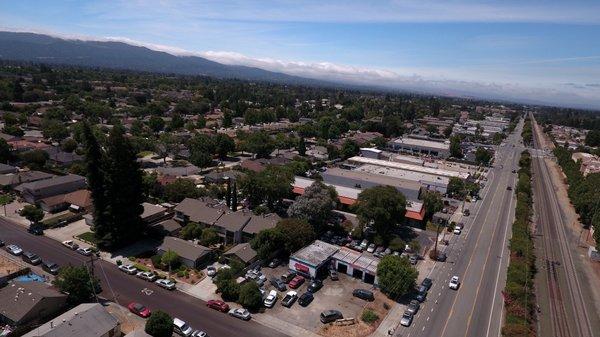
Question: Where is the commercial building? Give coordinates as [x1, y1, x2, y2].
[332, 246, 379, 285]
[288, 240, 338, 279]
[387, 137, 450, 157]
[347, 156, 469, 179]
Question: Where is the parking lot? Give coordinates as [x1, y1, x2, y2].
[258, 264, 385, 333]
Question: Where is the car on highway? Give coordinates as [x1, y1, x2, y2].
[352, 289, 375, 301]
[421, 278, 433, 290]
[270, 277, 287, 291]
[206, 266, 217, 277]
[228, 308, 251, 321]
[128, 302, 151, 318]
[21, 251, 41, 265]
[206, 299, 229, 313]
[42, 261, 60, 275]
[282, 290, 298, 308]
[400, 311, 413, 327]
[5, 244, 23, 256]
[298, 291, 314, 306]
[76, 247, 93, 256]
[329, 269, 339, 281]
[173, 318, 194, 336]
[415, 285, 427, 302]
[449, 276, 460, 290]
[264, 290, 278, 308]
[136, 271, 158, 282]
[118, 264, 138, 275]
[307, 279, 323, 293]
[155, 279, 176, 290]
[406, 300, 420, 315]
[288, 275, 305, 289]
[320, 310, 343, 324]
[62, 240, 79, 250]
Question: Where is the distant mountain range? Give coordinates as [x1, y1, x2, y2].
[0, 31, 327, 85]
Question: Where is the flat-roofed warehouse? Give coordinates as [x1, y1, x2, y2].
[347, 156, 469, 180]
[388, 137, 450, 158]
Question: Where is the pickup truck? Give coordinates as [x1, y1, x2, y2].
[281, 291, 298, 308]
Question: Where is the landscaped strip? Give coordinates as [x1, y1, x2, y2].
[502, 146, 536, 336]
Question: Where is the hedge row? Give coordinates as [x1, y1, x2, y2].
[502, 148, 536, 337]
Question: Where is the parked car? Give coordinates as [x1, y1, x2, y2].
[406, 300, 420, 315]
[191, 330, 207, 337]
[329, 269, 339, 281]
[298, 292, 314, 306]
[270, 277, 287, 291]
[119, 264, 138, 275]
[42, 261, 60, 275]
[507, 186, 512, 191]
[352, 289, 375, 301]
[5, 244, 23, 256]
[288, 275, 305, 289]
[173, 318, 194, 336]
[320, 310, 343, 324]
[268, 258, 281, 268]
[206, 299, 229, 313]
[436, 252, 447, 262]
[400, 311, 413, 327]
[366, 243, 376, 253]
[421, 278, 433, 290]
[62, 240, 79, 250]
[156, 279, 176, 290]
[463, 209, 470, 216]
[128, 302, 151, 318]
[359, 239, 369, 250]
[453, 227, 462, 235]
[307, 279, 323, 293]
[206, 266, 217, 277]
[76, 247, 93, 256]
[415, 285, 428, 302]
[27, 225, 44, 235]
[281, 271, 297, 283]
[449, 276, 460, 290]
[0, 239, 4, 247]
[229, 308, 251, 321]
[136, 271, 157, 282]
[455, 223, 464, 230]
[282, 291, 298, 307]
[21, 251, 41, 265]
[409, 254, 418, 265]
[264, 290, 278, 308]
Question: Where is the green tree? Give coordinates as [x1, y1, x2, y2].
[0, 138, 12, 163]
[21, 205, 44, 224]
[61, 138, 78, 153]
[356, 186, 406, 242]
[340, 139, 360, 159]
[169, 113, 185, 130]
[585, 130, 600, 147]
[145, 311, 174, 337]
[0, 194, 14, 216]
[239, 166, 292, 210]
[422, 190, 443, 219]
[200, 227, 220, 246]
[297, 137, 306, 156]
[242, 131, 274, 158]
[276, 218, 316, 255]
[214, 268, 240, 301]
[238, 281, 263, 310]
[20, 149, 49, 169]
[148, 116, 165, 133]
[53, 265, 100, 304]
[42, 119, 69, 141]
[447, 177, 466, 198]
[214, 133, 235, 160]
[222, 110, 233, 128]
[449, 136, 463, 158]
[475, 147, 493, 166]
[251, 228, 284, 260]
[376, 255, 418, 299]
[164, 178, 200, 202]
[287, 180, 337, 231]
[180, 222, 203, 240]
[443, 125, 453, 138]
[161, 250, 181, 272]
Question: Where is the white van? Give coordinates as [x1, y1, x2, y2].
[173, 318, 194, 336]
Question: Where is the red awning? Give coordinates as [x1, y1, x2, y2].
[405, 208, 425, 221]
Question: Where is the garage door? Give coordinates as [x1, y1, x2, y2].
[364, 273, 375, 284]
[353, 269, 363, 279]
[337, 263, 348, 274]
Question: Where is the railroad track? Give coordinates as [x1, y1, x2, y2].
[531, 118, 594, 337]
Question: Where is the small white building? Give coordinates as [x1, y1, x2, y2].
[332, 246, 379, 285]
[288, 240, 338, 278]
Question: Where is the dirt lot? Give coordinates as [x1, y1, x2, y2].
[0, 254, 26, 276]
[259, 264, 390, 334]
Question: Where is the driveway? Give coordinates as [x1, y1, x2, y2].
[44, 219, 90, 243]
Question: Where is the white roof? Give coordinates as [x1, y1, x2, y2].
[360, 147, 383, 153]
[294, 177, 361, 200]
[391, 137, 449, 151]
[348, 156, 469, 179]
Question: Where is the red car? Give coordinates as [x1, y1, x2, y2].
[288, 275, 305, 289]
[206, 299, 230, 312]
[128, 302, 151, 318]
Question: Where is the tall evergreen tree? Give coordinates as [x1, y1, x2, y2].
[297, 137, 306, 156]
[226, 178, 232, 208]
[231, 182, 238, 211]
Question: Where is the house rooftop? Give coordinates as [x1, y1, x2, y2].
[22, 303, 119, 337]
[174, 198, 227, 224]
[214, 211, 252, 232]
[242, 213, 281, 235]
[158, 237, 212, 262]
[224, 243, 257, 263]
[0, 281, 66, 324]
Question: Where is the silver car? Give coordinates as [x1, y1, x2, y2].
[228, 308, 251, 321]
[6, 244, 23, 256]
[156, 279, 176, 290]
[400, 311, 413, 327]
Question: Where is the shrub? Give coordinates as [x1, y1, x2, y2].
[361, 309, 379, 324]
[238, 281, 263, 310]
[116, 260, 122, 266]
[145, 310, 173, 337]
[151, 255, 162, 269]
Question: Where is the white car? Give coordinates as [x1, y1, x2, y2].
[137, 271, 158, 282]
[76, 247, 93, 256]
[62, 240, 79, 250]
[206, 266, 217, 277]
[449, 276, 460, 290]
[264, 290, 278, 308]
[367, 243, 376, 253]
[156, 279, 176, 290]
[118, 264, 138, 275]
[173, 318, 194, 336]
[453, 227, 462, 235]
[400, 311, 413, 327]
[6, 244, 23, 256]
[229, 308, 251, 321]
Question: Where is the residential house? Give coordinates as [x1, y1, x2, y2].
[44, 147, 83, 167]
[0, 164, 17, 174]
[16, 174, 87, 204]
[0, 282, 67, 333]
[149, 219, 182, 237]
[213, 210, 252, 244]
[224, 243, 257, 265]
[203, 170, 246, 184]
[22, 303, 121, 337]
[0, 171, 54, 189]
[173, 198, 227, 226]
[157, 237, 213, 269]
[241, 213, 281, 242]
[141, 202, 169, 225]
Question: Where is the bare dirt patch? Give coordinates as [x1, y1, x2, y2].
[319, 294, 394, 337]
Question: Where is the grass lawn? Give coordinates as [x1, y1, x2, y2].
[76, 231, 98, 245]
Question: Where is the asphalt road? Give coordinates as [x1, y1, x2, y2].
[397, 120, 522, 337]
[0, 218, 288, 337]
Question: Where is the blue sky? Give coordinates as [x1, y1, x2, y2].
[1, 0, 600, 108]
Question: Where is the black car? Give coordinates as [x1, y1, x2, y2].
[42, 261, 60, 275]
[270, 277, 287, 292]
[27, 225, 44, 235]
[268, 258, 281, 268]
[415, 285, 428, 302]
[21, 251, 41, 265]
[463, 209, 470, 216]
[307, 280, 323, 293]
[352, 289, 375, 301]
[436, 252, 447, 262]
[298, 292, 314, 306]
[0, 239, 4, 247]
[320, 310, 343, 324]
[421, 278, 433, 290]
